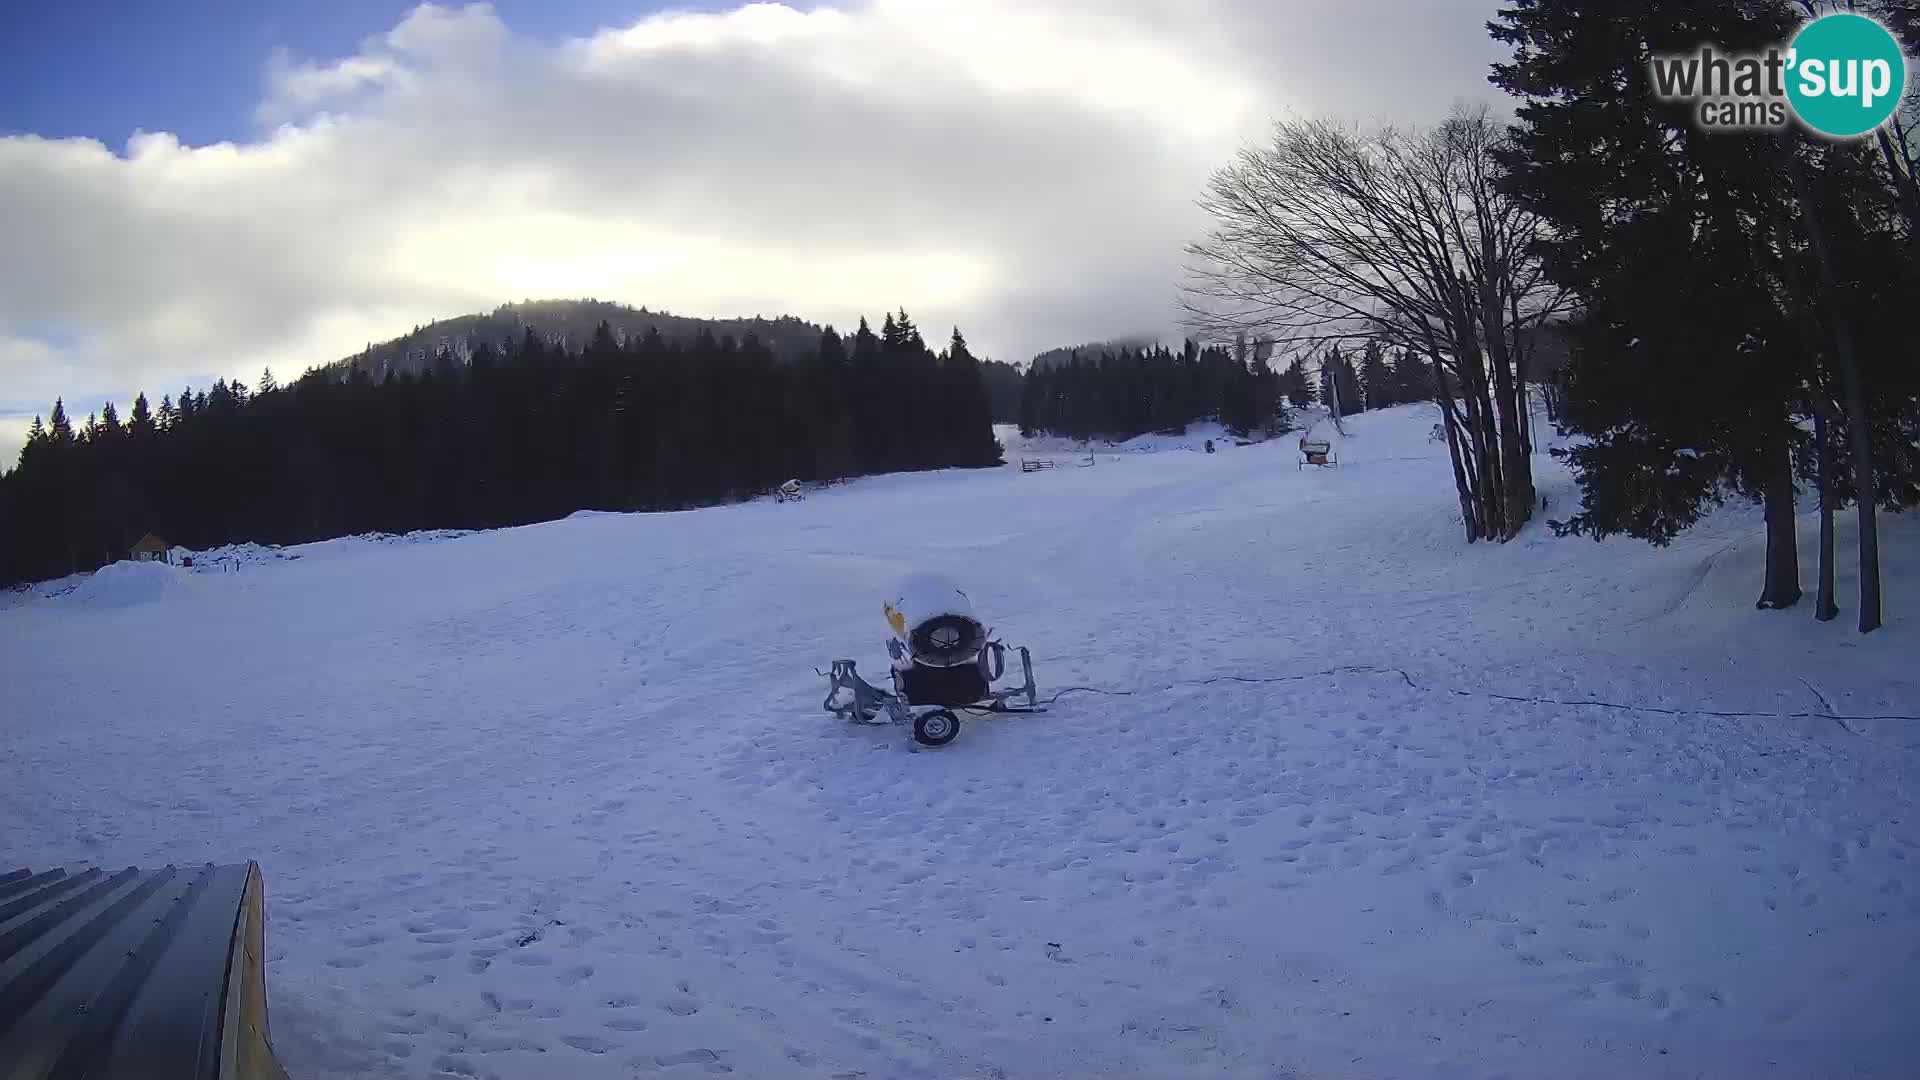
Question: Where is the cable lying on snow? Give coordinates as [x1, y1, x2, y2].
[1039, 664, 1919, 727]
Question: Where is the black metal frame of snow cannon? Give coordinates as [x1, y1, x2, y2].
[822, 640, 1040, 747]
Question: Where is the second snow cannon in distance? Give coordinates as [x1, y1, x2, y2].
[821, 572, 1040, 746]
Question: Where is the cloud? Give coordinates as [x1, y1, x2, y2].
[0, 0, 1506, 466]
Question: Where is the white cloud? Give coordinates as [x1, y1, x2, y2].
[0, 0, 1506, 468]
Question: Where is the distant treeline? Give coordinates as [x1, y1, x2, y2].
[1017, 338, 1435, 443]
[0, 311, 1001, 587]
[1018, 341, 1287, 442]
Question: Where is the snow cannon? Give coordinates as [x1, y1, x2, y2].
[884, 572, 987, 668]
[822, 572, 1041, 746]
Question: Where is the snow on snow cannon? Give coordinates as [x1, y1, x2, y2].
[822, 572, 1040, 746]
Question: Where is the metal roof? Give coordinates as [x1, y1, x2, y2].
[0, 863, 288, 1080]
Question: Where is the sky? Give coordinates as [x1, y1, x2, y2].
[0, 0, 1509, 466]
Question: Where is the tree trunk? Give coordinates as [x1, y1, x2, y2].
[1842, 365, 1882, 633]
[1461, 358, 1505, 538]
[1481, 295, 1534, 535]
[1814, 406, 1839, 623]
[1457, 362, 1491, 531]
[1792, 154, 1882, 632]
[1428, 343, 1480, 541]
[1757, 431, 1802, 610]
[1448, 289, 1503, 540]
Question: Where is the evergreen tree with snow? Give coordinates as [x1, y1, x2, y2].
[1491, 0, 1814, 611]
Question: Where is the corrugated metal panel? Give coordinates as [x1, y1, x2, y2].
[0, 863, 288, 1080]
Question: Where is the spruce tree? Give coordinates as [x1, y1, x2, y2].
[1359, 341, 1392, 410]
[1491, 0, 1811, 609]
[1281, 358, 1314, 407]
[49, 399, 73, 445]
[944, 328, 1002, 465]
[20, 416, 45, 467]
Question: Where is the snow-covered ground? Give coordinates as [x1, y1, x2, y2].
[4, 404, 1917, 1079]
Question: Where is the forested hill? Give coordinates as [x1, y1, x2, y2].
[0, 311, 1007, 588]
[1027, 336, 1161, 372]
[336, 298, 1027, 422]
[334, 300, 829, 380]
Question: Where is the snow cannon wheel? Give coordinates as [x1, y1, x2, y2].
[913, 709, 961, 747]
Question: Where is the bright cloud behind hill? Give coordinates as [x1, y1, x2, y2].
[0, 0, 1505, 464]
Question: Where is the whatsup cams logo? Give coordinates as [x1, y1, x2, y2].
[1650, 12, 1908, 138]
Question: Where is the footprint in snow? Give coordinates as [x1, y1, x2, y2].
[559, 964, 594, 985]
[471, 1033, 544, 1054]
[563, 1035, 616, 1054]
[637, 1049, 721, 1070]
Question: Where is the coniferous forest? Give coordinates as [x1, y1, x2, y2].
[1016, 337, 1435, 444]
[0, 310, 1002, 586]
[1016, 341, 1288, 442]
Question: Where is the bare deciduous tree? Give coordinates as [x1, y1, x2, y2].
[1183, 107, 1565, 541]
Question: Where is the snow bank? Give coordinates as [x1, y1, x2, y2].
[171, 529, 476, 573]
[173, 541, 298, 570]
[61, 560, 192, 609]
[325, 528, 473, 548]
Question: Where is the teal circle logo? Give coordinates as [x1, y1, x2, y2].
[1786, 13, 1907, 138]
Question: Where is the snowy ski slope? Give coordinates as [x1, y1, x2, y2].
[3, 403, 1917, 1079]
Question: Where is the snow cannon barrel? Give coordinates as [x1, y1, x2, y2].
[884, 572, 986, 668]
